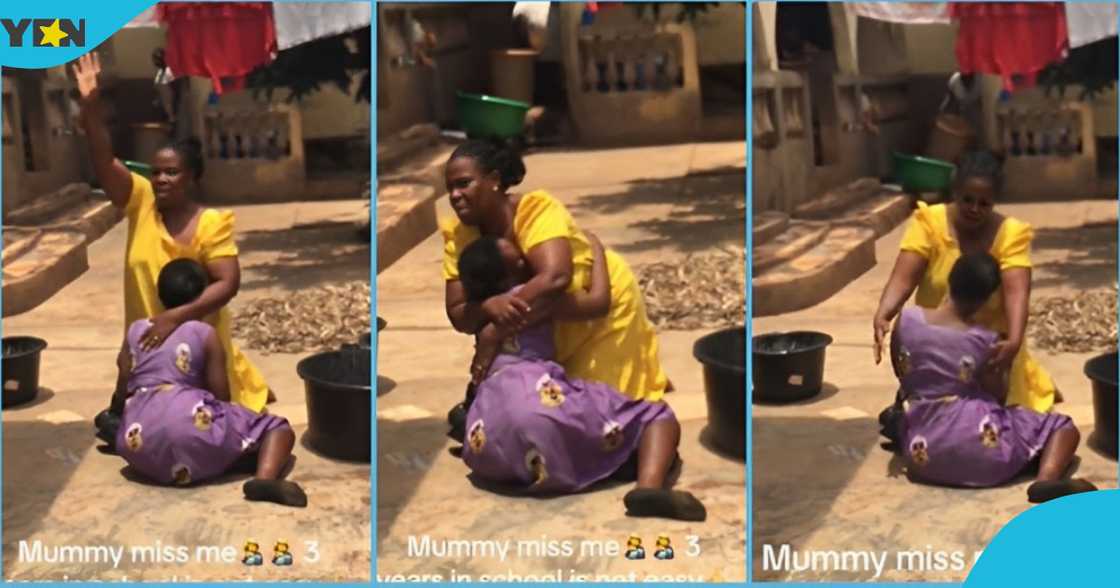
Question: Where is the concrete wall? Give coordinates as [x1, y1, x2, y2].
[2, 71, 88, 217]
[690, 3, 747, 66]
[377, 3, 514, 137]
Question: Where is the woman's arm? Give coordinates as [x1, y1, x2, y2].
[446, 280, 493, 335]
[109, 340, 131, 414]
[888, 314, 903, 379]
[203, 329, 231, 402]
[518, 237, 574, 304]
[463, 237, 573, 333]
[73, 53, 133, 208]
[990, 267, 1030, 368]
[552, 232, 610, 320]
[469, 323, 506, 384]
[979, 354, 1010, 403]
[873, 251, 928, 364]
[140, 258, 240, 350]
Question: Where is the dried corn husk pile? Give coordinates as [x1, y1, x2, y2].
[1028, 285, 1118, 353]
[636, 247, 746, 330]
[232, 281, 371, 353]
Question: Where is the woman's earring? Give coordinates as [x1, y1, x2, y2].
[493, 185, 499, 192]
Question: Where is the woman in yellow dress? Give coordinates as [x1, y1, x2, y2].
[873, 151, 1055, 414]
[74, 53, 269, 413]
[441, 141, 688, 514]
[441, 140, 670, 403]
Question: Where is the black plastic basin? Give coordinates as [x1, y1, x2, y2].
[753, 331, 833, 403]
[693, 327, 746, 458]
[1085, 351, 1117, 459]
[359, 316, 387, 350]
[3, 336, 47, 408]
[297, 345, 371, 462]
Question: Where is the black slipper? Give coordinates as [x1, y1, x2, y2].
[624, 487, 706, 522]
[1027, 478, 1098, 504]
[244, 479, 308, 507]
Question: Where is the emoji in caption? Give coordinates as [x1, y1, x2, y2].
[624, 535, 645, 560]
[654, 534, 674, 560]
[242, 541, 263, 566]
[272, 540, 293, 566]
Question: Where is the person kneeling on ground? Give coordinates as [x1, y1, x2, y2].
[459, 233, 705, 521]
[890, 252, 1096, 503]
[109, 258, 308, 507]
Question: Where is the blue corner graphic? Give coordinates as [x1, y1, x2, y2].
[966, 489, 1119, 586]
[0, 1, 154, 68]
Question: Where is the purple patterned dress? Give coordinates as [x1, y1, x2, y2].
[895, 307, 1072, 487]
[463, 320, 674, 494]
[116, 319, 289, 486]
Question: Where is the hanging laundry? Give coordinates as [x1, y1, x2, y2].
[1064, 3, 1118, 49]
[157, 2, 277, 95]
[272, 2, 371, 51]
[848, 3, 950, 25]
[586, 2, 623, 14]
[949, 2, 1068, 92]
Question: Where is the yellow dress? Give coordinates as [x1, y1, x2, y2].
[899, 201, 1055, 413]
[441, 190, 669, 402]
[123, 172, 269, 413]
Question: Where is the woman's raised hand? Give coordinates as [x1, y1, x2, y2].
[72, 52, 102, 101]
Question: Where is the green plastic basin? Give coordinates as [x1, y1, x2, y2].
[123, 160, 152, 178]
[456, 92, 530, 139]
[892, 153, 955, 194]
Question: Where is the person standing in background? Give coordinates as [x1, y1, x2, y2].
[152, 48, 193, 143]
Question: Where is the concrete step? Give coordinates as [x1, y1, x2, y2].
[753, 211, 789, 247]
[794, 177, 882, 220]
[377, 123, 441, 172]
[376, 131, 458, 274]
[753, 220, 829, 275]
[4, 183, 91, 226]
[840, 192, 912, 238]
[3, 227, 89, 318]
[752, 224, 877, 317]
[3, 183, 123, 243]
[376, 181, 438, 274]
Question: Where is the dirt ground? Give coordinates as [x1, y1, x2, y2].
[752, 199, 1119, 582]
[2, 199, 371, 582]
[375, 143, 748, 583]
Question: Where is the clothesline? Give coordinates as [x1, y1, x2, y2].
[125, 2, 370, 49]
[848, 2, 1117, 93]
[121, 2, 370, 95]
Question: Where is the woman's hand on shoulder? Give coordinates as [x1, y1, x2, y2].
[139, 310, 185, 351]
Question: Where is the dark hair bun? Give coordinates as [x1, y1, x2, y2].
[161, 137, 205, 181]
[449, 139, 526, 189]
[956, 150, 1004, 192]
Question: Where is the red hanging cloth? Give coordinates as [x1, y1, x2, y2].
[949, 2, 1068, 92]
[585, 2, 624, 14]
[157, 2, 277, 94]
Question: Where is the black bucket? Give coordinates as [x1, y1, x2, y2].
[1085, 351, 1118, 459]
[297, 345, 371, 462]
[3, 336, 47, 408]
[693, 327, 746, 458]
[752, 331, 833, 403]
[359, 316, 387, 350]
